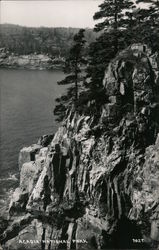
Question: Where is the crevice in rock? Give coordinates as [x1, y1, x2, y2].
[41, 227, 46, 250]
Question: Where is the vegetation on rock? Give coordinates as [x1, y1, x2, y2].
[1, 1, 159, 250]
[54, 29, 86, 121]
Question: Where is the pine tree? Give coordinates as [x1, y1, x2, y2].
[54, 29, 86, 121]
[85, 0, 135, 110]
[86, 32, 115, 95]
[94, 0, 135, 53]
[132, 0, 159, 52]
[54, 86, 75, 122]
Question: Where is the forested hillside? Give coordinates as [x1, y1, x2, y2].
[0, 24, 97, 57]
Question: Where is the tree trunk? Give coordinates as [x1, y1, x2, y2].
[114, 0, 118, 54]
[75, 59, 78, 106]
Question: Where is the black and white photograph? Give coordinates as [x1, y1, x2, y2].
[0, 0, 159, 249]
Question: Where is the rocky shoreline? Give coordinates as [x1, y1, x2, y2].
[0, 44, 159, 250]
[0, 48, 64, 70]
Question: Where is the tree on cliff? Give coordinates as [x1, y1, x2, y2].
[93, 0, 135, 53]
[54, 29, 86, 121]
[131, 0, 159, 52]
[85, 32, 115, 104]
[85, 0, 135, 109]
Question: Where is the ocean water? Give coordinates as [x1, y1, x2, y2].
[0, 69, 65, 212]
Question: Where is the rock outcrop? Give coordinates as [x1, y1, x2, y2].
[0, 48, 64, 70]
[1, 44, 159, 250]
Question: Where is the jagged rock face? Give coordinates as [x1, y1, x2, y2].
[18, 144, 42, 170]
[1, 44, 159, 250]
[102, 44, 159, 128]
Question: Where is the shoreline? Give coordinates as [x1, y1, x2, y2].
[0, 65, 63, 70]
[0, 49, 65, 70]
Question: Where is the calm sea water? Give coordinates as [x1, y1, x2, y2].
[0, 69, 65, 211]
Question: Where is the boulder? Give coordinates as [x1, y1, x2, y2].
[18, 144, 41, 170]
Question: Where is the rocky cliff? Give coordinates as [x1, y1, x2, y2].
[1, 44, 159, 250]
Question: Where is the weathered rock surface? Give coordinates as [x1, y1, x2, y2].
[18, 144, 42, 170]
[1, 44, 159, 250]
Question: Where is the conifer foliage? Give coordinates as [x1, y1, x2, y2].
[94, 0, 135, 53]
[85, 0, 135, 108]
[132, 0, 159, 52]
[94, 0, 135, 31]
[54, 29, 86, 121]
[54, 0, 159, 121]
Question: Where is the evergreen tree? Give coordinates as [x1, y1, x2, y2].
[94, 0, 135, 53]
[54, 29, 86, 121]
[86, 32, 115, 98]
[85, 0, 135, 109]
[132, 0, 159, 52]
[54, 86, 75, 122]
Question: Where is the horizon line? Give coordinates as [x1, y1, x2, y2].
[0, 22, 94, 29]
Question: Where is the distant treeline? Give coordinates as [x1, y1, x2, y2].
[0, 24, 97, 57]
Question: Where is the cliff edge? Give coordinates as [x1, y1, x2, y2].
[1, 44, 159, 250]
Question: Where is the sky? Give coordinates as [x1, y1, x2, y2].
[0, 0, 102, 28]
